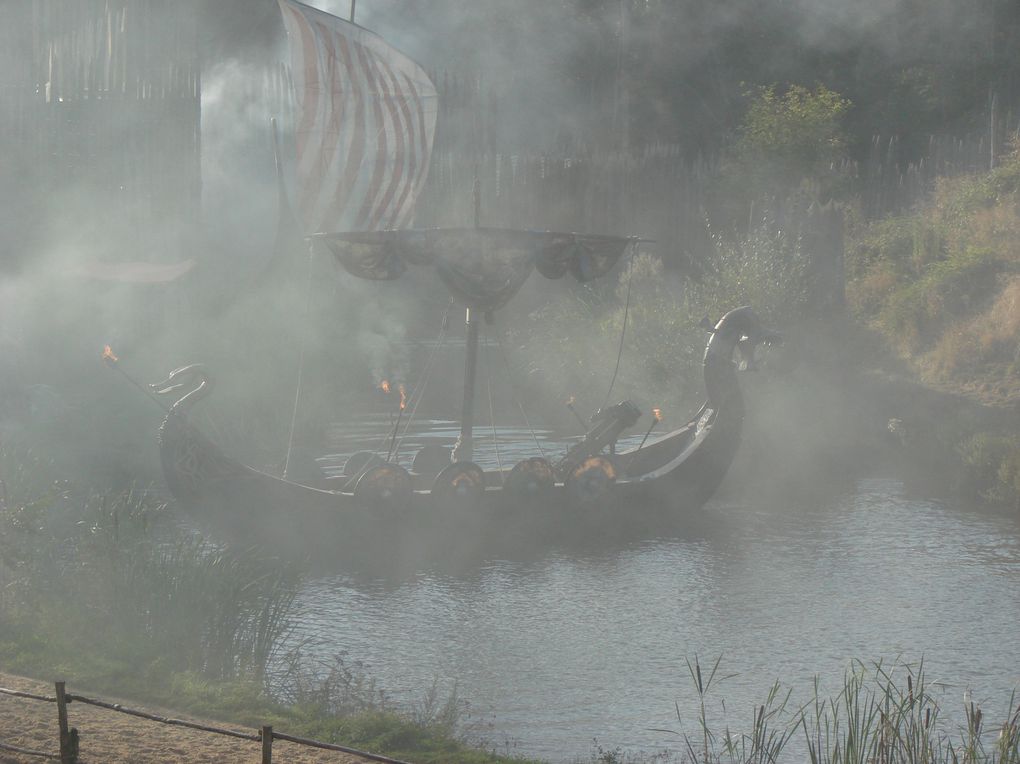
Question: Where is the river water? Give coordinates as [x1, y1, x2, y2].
[285, 420, 1020, 762]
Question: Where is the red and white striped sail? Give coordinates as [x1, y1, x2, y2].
[277, 0, 438, 234]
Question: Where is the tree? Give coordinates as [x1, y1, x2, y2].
[733, 84, 851, 194]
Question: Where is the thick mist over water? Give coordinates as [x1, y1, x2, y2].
[1, 0, 1010, 467]
[3, 3, 1020, 762]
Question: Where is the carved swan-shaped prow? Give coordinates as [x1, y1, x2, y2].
[150, 364, 213, 416]
[702, 307, 782, 408]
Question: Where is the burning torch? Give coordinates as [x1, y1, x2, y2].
[102, 345, 167, 411]
[385, 383, 408, 462]
[635, 407, 663, 452]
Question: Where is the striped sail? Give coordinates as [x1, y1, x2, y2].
[277, 0, 438, 234]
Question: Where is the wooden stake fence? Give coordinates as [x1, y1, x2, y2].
[0, 681, 413, 764]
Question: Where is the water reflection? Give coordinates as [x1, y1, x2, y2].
[286, 468, 1020, 761]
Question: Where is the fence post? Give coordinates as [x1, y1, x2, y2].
[69, 728, 80, 763]
[55, 680, 77, 764]
[261, 724, 273, 764]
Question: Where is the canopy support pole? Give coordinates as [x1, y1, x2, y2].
[453, 308, 479, 463]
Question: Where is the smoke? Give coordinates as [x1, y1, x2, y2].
[314, 0, 1003, 153]
[0, 0, 1007, 495]
[201, 57, 281, 274]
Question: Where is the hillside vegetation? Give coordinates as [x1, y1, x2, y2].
[847, 147, 1020, 506]
[848, 147, 1020, 400]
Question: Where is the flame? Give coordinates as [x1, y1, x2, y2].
[566, 396, 576, 406]
[653, 407, 663, 422]
[102, 345, 118, 364]
[379, 379, 391, 394]
[398, 383, 407, 410]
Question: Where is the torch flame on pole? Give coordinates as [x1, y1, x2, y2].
[379, 379, 391, 394]
[101, 344, 168, 412]
[565, 395, 586, 430]
[636, 406, 664, 453]
[386, 384, 408, 461]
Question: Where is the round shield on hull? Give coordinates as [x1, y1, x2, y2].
[344, 450, 386, 478]
[354, 463, 412, 511]
[566, 455, 617, 505]
[505, 457, 555, 500]
[431, 461, 485, 508]
[412, 444, 453, 477]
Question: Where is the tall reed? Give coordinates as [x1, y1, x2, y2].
[656, 657, 1020, 764]
[0, 445, 301, 682]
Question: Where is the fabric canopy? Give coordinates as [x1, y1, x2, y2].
[311, 228, 635, 311]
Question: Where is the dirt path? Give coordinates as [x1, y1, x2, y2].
[0, 672, 378, 764]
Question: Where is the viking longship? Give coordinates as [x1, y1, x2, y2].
[148, 0, 781, 556]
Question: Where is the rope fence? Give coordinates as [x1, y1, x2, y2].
[0, 680, 412, 764]
[0, 740, 61, 760]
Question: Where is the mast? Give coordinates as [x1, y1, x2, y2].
[454, 310, 480, 462]
[453, 179, 483, 462]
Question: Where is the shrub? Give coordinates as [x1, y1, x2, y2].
[958, 431, 1020, 506]
[0, 445, 301, 683]
[692, 214, 811, 327]
[717, 83, 853, 213]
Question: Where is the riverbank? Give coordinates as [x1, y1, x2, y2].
[724, 314, 1020, 513]
[842, 146, 1020, 508]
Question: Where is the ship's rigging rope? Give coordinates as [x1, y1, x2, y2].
[390, 299, 453, 461]
[601, 241, 638, 409]
[282, 245, 316, 480]
[493, 330, 546, 459]
[484, 326, 505, 480]
[307, 239, 637, 473]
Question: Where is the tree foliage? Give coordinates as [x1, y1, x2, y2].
[733, 84, 851, 191]
[709, 83, 854, 216]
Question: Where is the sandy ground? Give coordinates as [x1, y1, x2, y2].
[0, 672, 378, 764]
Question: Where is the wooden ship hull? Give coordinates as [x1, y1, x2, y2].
[154, 308, 772, 565]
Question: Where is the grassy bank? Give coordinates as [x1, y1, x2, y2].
[846, 147, 1020, 508]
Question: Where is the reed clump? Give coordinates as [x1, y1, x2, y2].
[0, 444, 300, 683]
[650, 657, 1020, 764]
